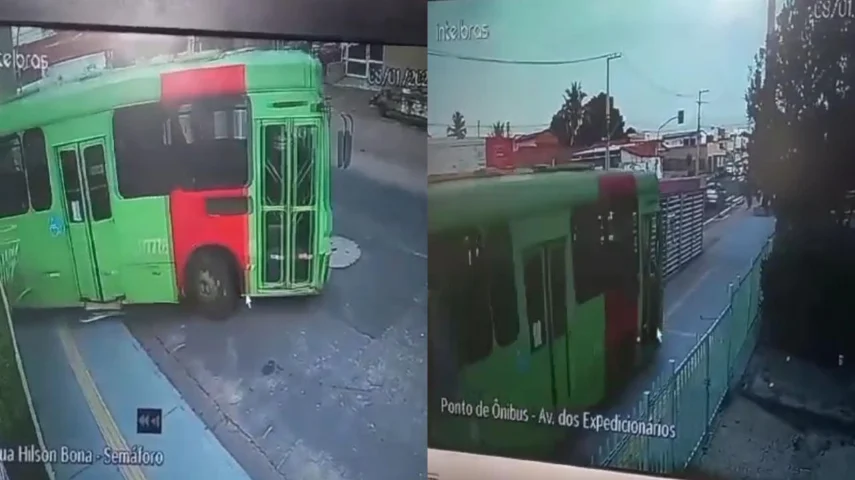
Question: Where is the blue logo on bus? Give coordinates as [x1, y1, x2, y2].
[48, 216, 64, 237]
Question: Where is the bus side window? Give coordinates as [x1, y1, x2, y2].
[114, 103, 174, 199]
[483, 225, 519, 347]
[572, 204, 605, 304]
[22, 128, 52, 212]
[294, 125, 317, 207]
[524, 252, 546, 350]
[428, 229, 493, 365]
[0, 135, 28, 218]
[523, 240, 568, 351]
[114, 97, 249, 199]
[547, 241, 568, 340]
[82, 145, 112, 221]
[604, 198, 639, 289]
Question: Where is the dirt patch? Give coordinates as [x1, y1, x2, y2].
[691, 347, 855, 480]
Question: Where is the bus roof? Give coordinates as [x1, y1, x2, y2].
[0, 48, 322, 135]
[429, 169, 659, 232]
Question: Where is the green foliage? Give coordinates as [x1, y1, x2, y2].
[761, 230, 855, 364]
[747, 0, 855, 361]
[490, 121, 510, 137]
[446, 111, 467, 139]
[549, 83, 626, 147]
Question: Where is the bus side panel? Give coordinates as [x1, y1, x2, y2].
[568, 295, 607, 407]
[603, 290, 638, 388]
[598, 173, 640, 393]
[169, 188, 249, 295]
[113, 195, 178, 304]
[160, 65, 247, 103]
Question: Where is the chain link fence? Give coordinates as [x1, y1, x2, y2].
[592, 236, 773, 474]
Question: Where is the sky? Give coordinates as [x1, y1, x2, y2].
[428, 0, 771, 138]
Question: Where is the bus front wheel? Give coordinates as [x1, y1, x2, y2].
[185, 251, 239, 320]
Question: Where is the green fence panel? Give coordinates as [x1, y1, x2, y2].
[595, 237, 773, 474]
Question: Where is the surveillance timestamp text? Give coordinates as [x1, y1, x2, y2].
[367, 67, 427, 89]
[439, 397, 677, 440]
[3, 444, 165, 466]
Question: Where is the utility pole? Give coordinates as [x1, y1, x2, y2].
[0, 27, 15, 100]
[604, 52, 622, 171]
[695, 89, 709, 175]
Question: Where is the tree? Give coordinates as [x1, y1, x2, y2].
[490, 121, 509, 137]
[626, 127, 637, 135]
[549, 82, 587, 146]
[747, 0, 855, 364]
[446, 111, 467, 139]
[576, 92, 626, 146]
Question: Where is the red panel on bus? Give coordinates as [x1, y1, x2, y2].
[160, 64, 246, 103]
[169, 188, 250, 294]
[599, 172, 640, 391]
[604, 289, 639, 389]
[598, 172, 637, 199]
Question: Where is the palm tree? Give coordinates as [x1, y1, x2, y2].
[561, 82, 587, 145]
[490, 121, 507, 137]
[447, 111, 467, 139]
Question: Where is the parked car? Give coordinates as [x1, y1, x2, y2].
[706, 182, 726, 206]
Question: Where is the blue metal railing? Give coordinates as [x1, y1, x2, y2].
[593, 236, 773, 473]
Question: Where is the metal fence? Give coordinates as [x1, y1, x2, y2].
[0, 238, 18, 480]
[0, 239, 19, 290]
[661, 183, 705, 280]
[592, 236, 773, 474]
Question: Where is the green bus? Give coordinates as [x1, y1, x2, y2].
[428, 167, 664, 457]
[0, 48, 352, 318]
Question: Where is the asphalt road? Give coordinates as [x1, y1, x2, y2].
[125, 99, 428, 480]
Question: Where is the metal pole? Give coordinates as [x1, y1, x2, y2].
[605, 58, 611, 171]
[604, 53, 622, 171]
[656, 115, 678, 158]
[695, 89, 709, 175]
[668, 358, 677, 471]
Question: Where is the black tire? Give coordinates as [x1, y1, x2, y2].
[185, 251, 239, 320]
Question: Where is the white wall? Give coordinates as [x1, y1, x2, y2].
[11, 27, 55, 47]
[44, 52, 108, 82]
[620, 150, 663, 179]
[428, 138, 486, 176]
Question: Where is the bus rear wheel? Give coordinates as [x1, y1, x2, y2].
[186, 251, 239, 320]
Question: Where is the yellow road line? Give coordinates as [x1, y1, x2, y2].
[57, 322, 147, 480]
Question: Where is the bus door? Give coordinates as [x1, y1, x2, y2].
[522, 240, 571, 411]
[56, 139, 123, 303]
[257, 119, 323, 289]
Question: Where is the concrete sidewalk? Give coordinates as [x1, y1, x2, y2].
[14, 310, 253, 480]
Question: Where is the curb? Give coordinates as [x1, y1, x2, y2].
[704, 196, 744, 227]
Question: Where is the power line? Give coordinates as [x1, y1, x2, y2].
[617, 58, 695, 99]
[429, 50, 750, 104]
[427, 49, 617, 66]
